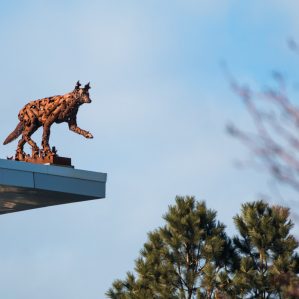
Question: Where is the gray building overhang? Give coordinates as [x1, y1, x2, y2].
[0, 159, 107, 215]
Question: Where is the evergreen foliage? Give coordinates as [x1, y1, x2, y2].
[232, 200, 299, 298]
[106, 196, 236, 299]
[106, 198, 299, 299]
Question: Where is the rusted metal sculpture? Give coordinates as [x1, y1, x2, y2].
[3, 81, 93, 166]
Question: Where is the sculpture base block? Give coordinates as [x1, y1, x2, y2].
[21, 155, 72, 167]
[0, 159, 107, 215]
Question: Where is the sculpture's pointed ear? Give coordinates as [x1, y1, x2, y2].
[84, 82, 91, 91]
[75, 81, 81, 90]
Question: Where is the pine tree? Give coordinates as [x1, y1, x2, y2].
[106, 196, 237, 299]
[232, 200, 299, 298]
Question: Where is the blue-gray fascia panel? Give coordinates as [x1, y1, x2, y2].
[0, 159, 107, 215]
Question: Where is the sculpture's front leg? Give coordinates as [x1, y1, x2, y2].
[68, 118, 93, 139]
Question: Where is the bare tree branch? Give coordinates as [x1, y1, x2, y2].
[227, 55, 299, 217]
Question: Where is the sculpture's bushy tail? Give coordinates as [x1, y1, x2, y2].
[3, 122, 23, 145]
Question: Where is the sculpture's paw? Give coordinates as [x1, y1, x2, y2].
[41, 147, 52, 158]
[86, 132, 93, 139]
[15, 150, 25, 161]
[32, 148, 40, 158]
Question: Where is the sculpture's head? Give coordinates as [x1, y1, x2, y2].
[74, 81, 92, 104]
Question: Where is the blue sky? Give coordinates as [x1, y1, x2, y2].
[0, 1, 299, 298]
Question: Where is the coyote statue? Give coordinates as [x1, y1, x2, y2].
[3, 81, 93, 162]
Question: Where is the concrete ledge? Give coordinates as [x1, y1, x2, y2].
[0, 159, 107, 215]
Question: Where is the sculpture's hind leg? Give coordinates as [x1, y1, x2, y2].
[15, 123, 40, 160]
[15, 137, 26, 160]
[23, 123, 40, 158]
